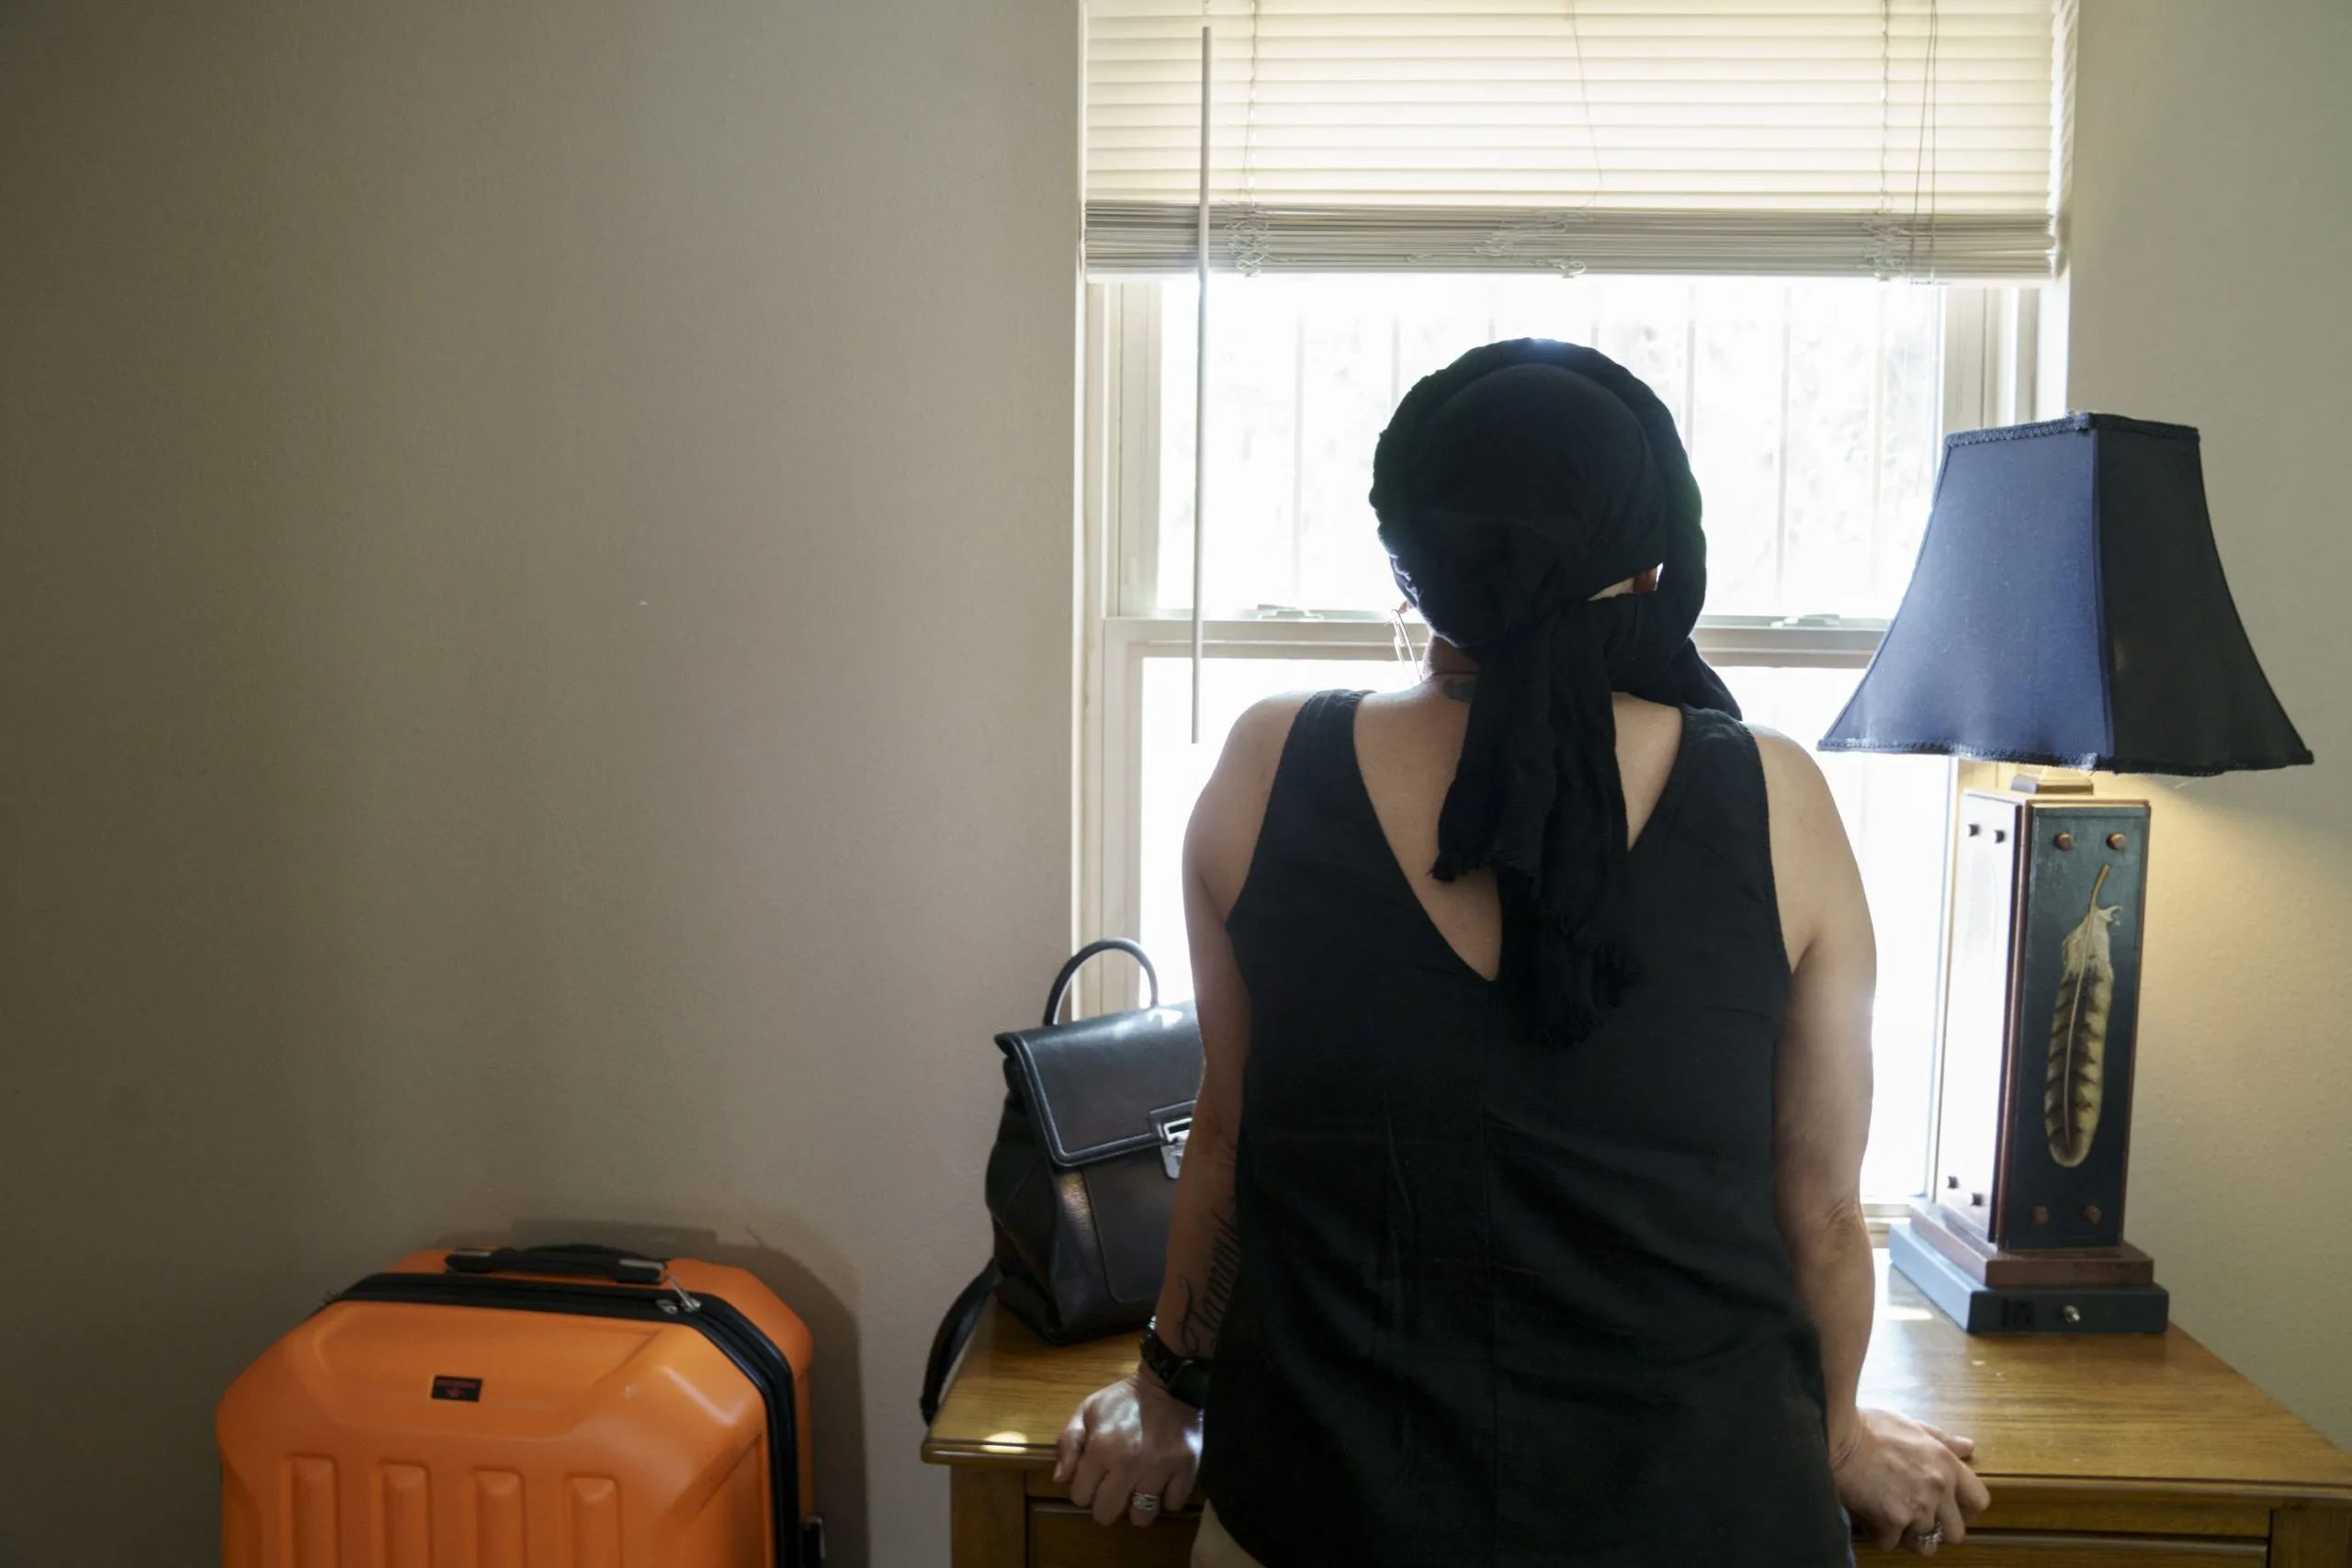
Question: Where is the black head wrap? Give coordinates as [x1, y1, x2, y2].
[1370, 338, 1738, 1047]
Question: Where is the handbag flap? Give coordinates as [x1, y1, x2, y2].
[995, 1001, 1202, 1168]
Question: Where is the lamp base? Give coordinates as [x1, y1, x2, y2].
[1937, 793, 2152, 1253]
[1891, 1222, 2169, 1334]
[1906, 1201, 2155, 1288]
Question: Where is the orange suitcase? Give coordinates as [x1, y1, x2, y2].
[218, 1244, 821, 1567]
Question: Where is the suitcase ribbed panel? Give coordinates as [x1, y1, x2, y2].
[567, 1478, 620, 1568]
[375, 1463, 428, 1568]
[473, 1471, 524, 1568]
[289, 1457, 338, 1567]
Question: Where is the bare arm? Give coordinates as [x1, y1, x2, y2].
[1150, 697, 1295, 1355]
[1758, 730, 1988, 1554]
[1056, 698, 1296, 1527]
[1149, 807, 1251, 1358]
[1758, 729, 1878, 1456]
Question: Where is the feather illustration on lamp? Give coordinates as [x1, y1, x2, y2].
[1821, 413, 2309, 1335]
[2043, 863, 2115, 1170]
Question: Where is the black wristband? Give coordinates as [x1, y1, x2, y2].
[1140, 1317, 1213, 1408]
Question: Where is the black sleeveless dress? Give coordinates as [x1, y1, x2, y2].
[1198, 690, 1851, 1567]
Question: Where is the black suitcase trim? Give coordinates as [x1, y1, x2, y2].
[333, 1271, 816, 1568]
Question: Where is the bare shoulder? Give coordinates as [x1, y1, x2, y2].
[1745, 721, 1838, 831]
[1224, 691, 1315, 766]
[1743, 721, 1863, 967]
[1187, 692, 1317, 917]
[1208, 693, 1316, 812]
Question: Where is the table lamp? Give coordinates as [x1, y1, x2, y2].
[1821, 413, 2311, 1334]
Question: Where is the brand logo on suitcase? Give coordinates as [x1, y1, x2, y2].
[430, 1375, 483, 1403]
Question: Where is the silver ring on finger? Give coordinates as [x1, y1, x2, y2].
[1130, 1492, 1161, 1516]
[1911, 1521, 1944, 1551]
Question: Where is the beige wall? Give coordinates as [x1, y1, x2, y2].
[0, 3, 1079, 1564]
[2064, 0, 2352, 1446]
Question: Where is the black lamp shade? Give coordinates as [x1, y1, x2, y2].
[1821, 413, 2310, 774]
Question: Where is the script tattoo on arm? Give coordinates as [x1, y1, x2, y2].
[1171, 1197, 1243, 1356]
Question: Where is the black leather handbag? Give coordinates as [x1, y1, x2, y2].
[919, 940, 1202, 1421]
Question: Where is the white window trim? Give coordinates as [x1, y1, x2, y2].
[1077, 278, 2042, 1208]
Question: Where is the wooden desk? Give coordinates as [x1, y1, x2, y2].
[924, 1256, 2352, 1567]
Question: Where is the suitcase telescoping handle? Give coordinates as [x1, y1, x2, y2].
[445, 1243, 667, 1286]
[1042, 938, 1159, 1026]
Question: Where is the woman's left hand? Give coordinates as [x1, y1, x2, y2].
[1831, 1407, 1990, 1554]
[1054, 1372, 1204, 1526]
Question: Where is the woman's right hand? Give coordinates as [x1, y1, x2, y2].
[1053, 1372, 1204, 1527]
[1831, 1407, 1992, 1555]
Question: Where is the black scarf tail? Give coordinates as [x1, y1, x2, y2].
[1442, 604, 1657, 1045]
[1373, 338, 1737, 1048]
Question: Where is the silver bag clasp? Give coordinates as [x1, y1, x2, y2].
[1153, 1110, 1193, 1180]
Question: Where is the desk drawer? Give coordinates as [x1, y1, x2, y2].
[1029, 1502, 1198, 1567]
[1025, 1509, 2261, 1568]
[1857, 1532, 2264, 1565]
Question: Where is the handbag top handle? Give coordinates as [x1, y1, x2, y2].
[1042, 939, 1160, 1026]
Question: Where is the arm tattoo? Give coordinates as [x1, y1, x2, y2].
[1172, 1198, 1243, 1355]
[1442, 677, 1476, 704]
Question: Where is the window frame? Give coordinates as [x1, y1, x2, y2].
[1077, 276, 2043, 1208]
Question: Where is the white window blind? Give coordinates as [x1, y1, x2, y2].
[1086, 0, 2067, 278]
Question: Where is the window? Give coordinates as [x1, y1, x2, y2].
[1081, 273, 2044, 1204]
[1076, 0, 2066, 1205]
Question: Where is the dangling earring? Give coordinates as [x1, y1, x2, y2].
[1389, 602, 1420, 668]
